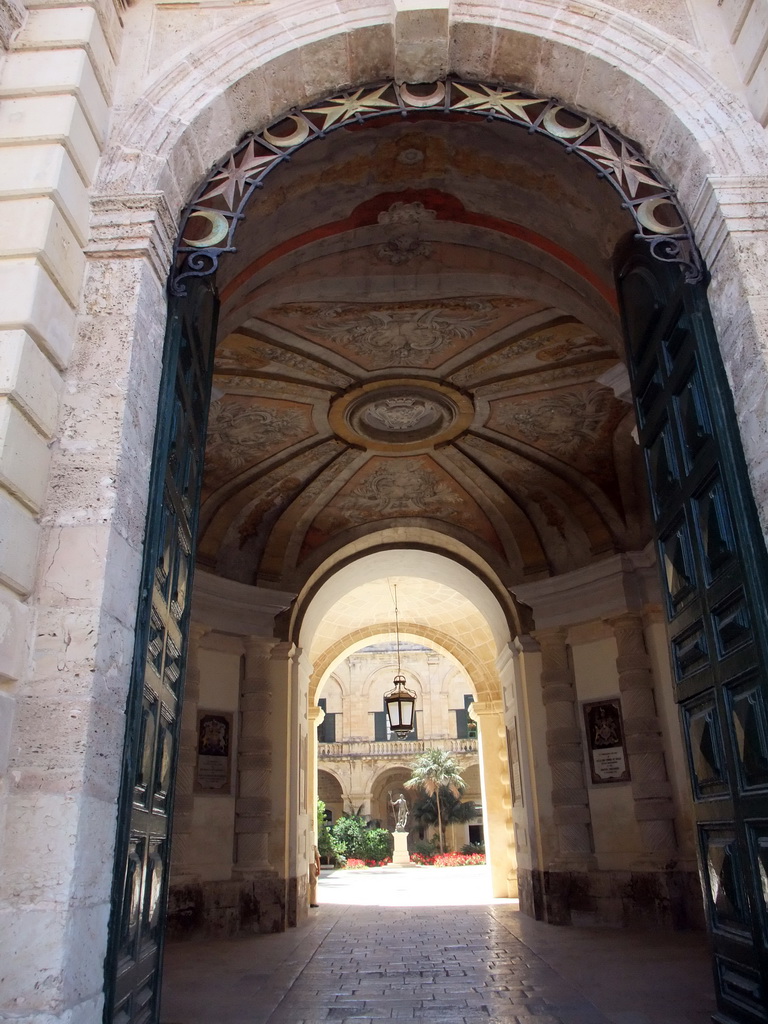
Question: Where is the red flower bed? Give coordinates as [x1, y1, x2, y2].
[345, 857, 392, 869]
[409, 852, 486, 867]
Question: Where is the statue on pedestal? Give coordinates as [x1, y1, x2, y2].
[389, 791, 409, 832]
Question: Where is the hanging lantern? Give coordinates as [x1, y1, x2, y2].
[383, 584, 417, 737]
[384, 674, 417, 737]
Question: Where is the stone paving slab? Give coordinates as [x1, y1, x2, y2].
[161, 867, 716, 1024]
[263, 905, 612, 1024]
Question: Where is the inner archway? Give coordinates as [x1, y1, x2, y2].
[301, 559, 516, 896]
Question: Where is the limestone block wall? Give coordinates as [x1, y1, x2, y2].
[717, 0, 768, 124]
[0, 2, 124, 1018]
[0, 0, 119, 750]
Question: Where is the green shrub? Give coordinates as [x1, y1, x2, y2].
[361, 827, 392, 862]
[461, 842, 485, 855]
[331, 814, 393, 862]
[317, 800, 345, 864]
[331, 814, 369, 859]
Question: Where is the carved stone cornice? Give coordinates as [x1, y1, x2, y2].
[468, 699, 504, 719]
[690, 174, 768, 268]
[596, 363, 632, 404]
[87, 192, 177, 283]
[513, 552, 661, 630]
[191, 570, 295, 635]
[308, 704, 325, 726]
[0, 0, 24, 53]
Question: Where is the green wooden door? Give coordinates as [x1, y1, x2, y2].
[618, 246, 768, 1024]
[104, 279, 218, 1024]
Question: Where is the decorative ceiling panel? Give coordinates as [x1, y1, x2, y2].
[299, 455, 504, 560]
[202, 394, 317, 495]
[261, 297, 529, 372]
[449, 321, 614, 387]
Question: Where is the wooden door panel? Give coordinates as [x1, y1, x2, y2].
[104, 279, 218, 1024]
[618, 246, 768, 1024]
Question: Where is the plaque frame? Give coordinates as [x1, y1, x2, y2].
[582, 698, 631, 785]
[194, 710, 233, 794]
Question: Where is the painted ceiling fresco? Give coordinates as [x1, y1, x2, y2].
[198, 294, 648, 588]
[196, 118, 651, 590]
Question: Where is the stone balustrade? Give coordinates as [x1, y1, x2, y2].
[318, 737, 478, 759]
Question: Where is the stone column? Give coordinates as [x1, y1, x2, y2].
[291, 649, 313, 925]
[609, 613, 677, 859]
[535, 627, 594, 864]
[170, 623, 208, 880]
[307, 703, 325, 854]
[234, 637, 277, 874]
[469, 699, 517, 898]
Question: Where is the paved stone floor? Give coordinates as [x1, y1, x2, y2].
[161, 866, 716, 1024]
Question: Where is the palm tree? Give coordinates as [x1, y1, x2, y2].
[412, 789, 477, 851]
[404, 748, 465, 853]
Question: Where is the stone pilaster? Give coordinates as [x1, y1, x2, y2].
[469, 699, 517, 898]
[535, 627, 593, 865]
[170, 623, 208, 880]
[307, 703, 325, 851]
[234, 637, 277, 874]
[609, 613, 677, 859]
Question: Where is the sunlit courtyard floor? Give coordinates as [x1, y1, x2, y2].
[161, 865, 716, 1024]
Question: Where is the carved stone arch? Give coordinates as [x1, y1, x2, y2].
[291, 539, 528, 649]
[316, 763, 346, 792]
[92, 0, 768, 550]
[309, 623, 499, 705]
[96, 6, 768, 1024]
[100, 0, 768, 197]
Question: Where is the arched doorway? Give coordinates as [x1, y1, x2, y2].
[301, 556, 516, 897]
[317, 769, 344, 825]
[100, 65, 768, 1024]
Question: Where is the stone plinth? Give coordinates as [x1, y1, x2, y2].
[392, 831, 410, 866]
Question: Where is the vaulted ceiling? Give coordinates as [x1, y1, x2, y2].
[196, 110, 652, 595]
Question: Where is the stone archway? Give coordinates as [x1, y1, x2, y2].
[12, 4, 768, 1024]
[100, 45, 768, 1020]
[297, 556, 517, 902]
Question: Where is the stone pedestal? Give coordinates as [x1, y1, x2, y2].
[392, 831, 410, 865]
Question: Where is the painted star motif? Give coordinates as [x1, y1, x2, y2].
[199, 140, 277, 209]
[577, 127, 661, 197]
[452, 83, 541, 123]
[305, 85, 397, 130]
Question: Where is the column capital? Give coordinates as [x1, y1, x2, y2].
[308, 704, 325, 726]
[244, 635, 278, 658]
[605, 610, 644, 629]
[532, 625, 568, 645]
[513, 633, 540, 655]
[469, 699, 504, 719]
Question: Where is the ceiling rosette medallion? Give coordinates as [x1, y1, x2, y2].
[329, 380, 474, 453]
[171, 79, 703, 295]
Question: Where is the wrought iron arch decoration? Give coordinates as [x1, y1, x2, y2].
[170, 78, 704, 296]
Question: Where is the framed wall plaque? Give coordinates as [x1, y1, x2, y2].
[194, 710, 233, 794]
[582, 698, 630, 784]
